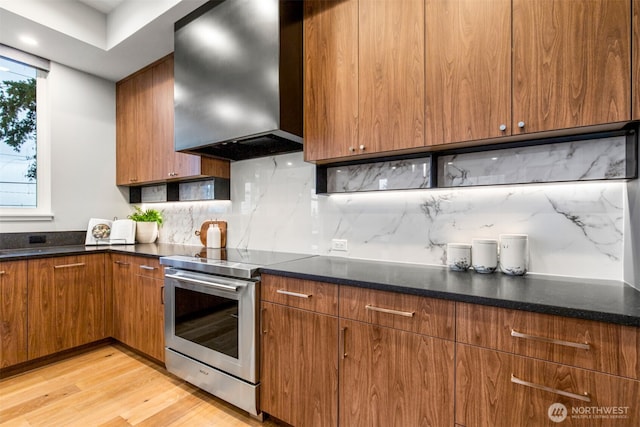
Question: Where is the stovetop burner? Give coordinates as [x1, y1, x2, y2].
[160, 249, 313, 279]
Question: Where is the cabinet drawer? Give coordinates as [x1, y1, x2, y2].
[262, 275, 339, 316]
[135, 257, 163, 279]
[456, 344, 640, 427]
[456, 302, 640, 380]
[112, 254, 163, 279]
[340, 286, 455, 340]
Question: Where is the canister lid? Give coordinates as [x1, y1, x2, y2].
[447, 243, 471, 249]
[472, 238, 497, 244]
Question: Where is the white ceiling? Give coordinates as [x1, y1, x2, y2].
[78, 0, 126, 14]
[0, 0, 208, 82]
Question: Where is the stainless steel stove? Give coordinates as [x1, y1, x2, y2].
[159, 249, 311, 418]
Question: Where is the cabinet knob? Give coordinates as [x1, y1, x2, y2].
[168, 172, 178, 177]
[349, 147, 355, 152]
[130, 178, 137, 183]
[359, 145, 365, 151]
[517, 121, 526, 129]
[499, 124, 507, 132]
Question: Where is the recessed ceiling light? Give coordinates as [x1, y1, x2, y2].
[19, 35, 38, 46]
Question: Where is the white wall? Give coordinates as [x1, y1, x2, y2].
[1, 62, 130, 233]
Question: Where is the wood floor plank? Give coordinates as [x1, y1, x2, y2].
[0, 384, 81, 422]
[0, 344, 282, 427]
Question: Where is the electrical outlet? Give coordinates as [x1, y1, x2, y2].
[29, 235, 46, 244]
[331, 239, 348, 251]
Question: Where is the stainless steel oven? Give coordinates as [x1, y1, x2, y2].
[160, 250, 311, 418]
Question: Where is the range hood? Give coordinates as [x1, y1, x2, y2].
[173, 0, 303, 161]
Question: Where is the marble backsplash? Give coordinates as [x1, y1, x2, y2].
[153, 151, 628, 281]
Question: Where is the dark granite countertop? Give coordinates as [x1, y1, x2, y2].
[262, 256, 640, 327]
[3, 244, 639, 327]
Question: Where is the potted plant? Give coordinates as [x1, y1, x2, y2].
[128, 206, 164, 244]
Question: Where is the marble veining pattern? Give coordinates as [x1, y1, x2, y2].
[141, 185, 167, 203]
[179, 180, 216, 201]
[327, 158, 431, 192]
[155, 151, 626, 281]
[439, 136, 628, 187]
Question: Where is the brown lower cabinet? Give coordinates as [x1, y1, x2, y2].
[27, 254, 106, 359]
[111, 254, 164, 362]
[456, 344, 640, 427]
[339, 319, 454, 427]
[261, 301, 338, 427]
[0, 260, 28, 368]
[260, 275, 455, 426]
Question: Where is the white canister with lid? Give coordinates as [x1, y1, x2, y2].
[471, 239, 498, 273]
[499, 234, 528, 275]
[447, 243, 471, 271]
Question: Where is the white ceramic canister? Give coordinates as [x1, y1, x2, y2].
[499, 234, 528, 276]
[447, 243, 471, 271]
[471, 239, 498, 273]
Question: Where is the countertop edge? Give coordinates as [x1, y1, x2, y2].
[260, 268, 640, 327]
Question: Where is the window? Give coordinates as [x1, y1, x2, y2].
[0, 57, 37, 207]
[0, 48, 50, 220]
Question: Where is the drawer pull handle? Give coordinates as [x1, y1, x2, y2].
[114, 261, 130, 266]
[0, 271, 5, 275]
[54, 262, 86, 269]
[365, 305, 414, 318]
[340, 327, 347, 359]
[511, 329, 590, 351]
[139, 265, 157, 271]
[276, 289, 311, 299]
[511, 374, 591, 402]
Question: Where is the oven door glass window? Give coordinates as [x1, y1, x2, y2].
[174, 287, 238, 359]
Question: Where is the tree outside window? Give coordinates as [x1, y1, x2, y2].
[0, 57, 37, 208]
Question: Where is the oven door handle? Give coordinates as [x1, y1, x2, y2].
[165, 273, 239, 292]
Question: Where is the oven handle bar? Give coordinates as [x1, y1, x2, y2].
[165, 273, 239, 292]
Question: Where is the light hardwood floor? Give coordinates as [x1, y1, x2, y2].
[0, 344, 282, 427]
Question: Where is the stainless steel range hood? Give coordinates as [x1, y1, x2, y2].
[173, 0, 303, 161]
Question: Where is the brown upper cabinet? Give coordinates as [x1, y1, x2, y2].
[304, 0, 425, 162]
[116, 54, 230, 186]
[428, 0, 631, 145]
[633, 0, 640, 120]
[306, 0, 632, 158]
[303, 0, 359, 162]
[426, 0, 511, 145]
[512, 0, 630, 135]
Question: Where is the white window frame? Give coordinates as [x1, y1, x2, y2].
[0, 47, 52, 221]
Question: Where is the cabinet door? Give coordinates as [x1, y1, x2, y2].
[426, 0, 511, 145]
[116, 70, 154, 184]
[633, 0, 640, 120]
[456, 344, 640, 427]
[115, 77, 138, 185]
[261, 302, 338, 427]
[0, 261, 28, 368]
[152, 55, 201, 180]
[340, 319, 454, 427]
[513, 0, 630, 134]
[136, 274, 164, 362]
[111, 255, 135, 346]
[28, 255, 105, 359]
[359, 0, 424, 154]
[303, 0, 359, 161]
